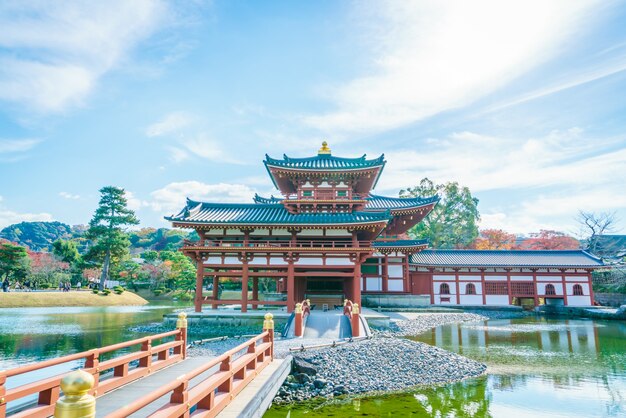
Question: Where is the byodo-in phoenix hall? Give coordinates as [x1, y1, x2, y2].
[167, 142, 601, 313]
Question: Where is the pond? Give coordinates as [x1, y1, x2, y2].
[264, 317, 626, 417]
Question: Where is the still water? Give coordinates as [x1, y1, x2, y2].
[264, 317, 626, 417]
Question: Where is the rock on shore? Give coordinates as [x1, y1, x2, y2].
[273, 336, 486, 404]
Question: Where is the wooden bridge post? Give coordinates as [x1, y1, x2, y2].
[84, 350, 100, 396]
[175, 312, 188, 359]
[53, 370, 95, 418]
[352, 303, 360, 337]
[263, 313, 275, 359]
[294, 303, 303, 337]
[0, 369, 6, 418]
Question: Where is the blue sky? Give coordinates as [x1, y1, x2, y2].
[0, 0, 625, 236]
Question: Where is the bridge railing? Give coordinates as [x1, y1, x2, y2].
[343, 299, 361, 337]
[104, 313, 275, 418]
[183, 239, 372, 249]
[0, 313, 188, 418]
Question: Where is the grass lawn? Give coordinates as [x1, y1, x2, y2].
[0, 290, 149, 308]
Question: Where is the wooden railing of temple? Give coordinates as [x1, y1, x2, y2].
[0, 313, 188, 418]
[294, 299, 311, 337]
[343, 299, 361, 337]
[182, 239, 373, 249]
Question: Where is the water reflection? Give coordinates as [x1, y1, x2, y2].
[265, 317, 626, 417]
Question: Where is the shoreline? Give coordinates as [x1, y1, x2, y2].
[0, 291, 149, 308]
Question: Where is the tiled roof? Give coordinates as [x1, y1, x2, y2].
[166, 199, 392, 226]
[366, 194, 439, 210]
[251, 193, 439, 210]
[252, 194, 282, 204]
[410, 249, 603, 268]
[264, 153, 385, 170]
[374, 239, 429, 247]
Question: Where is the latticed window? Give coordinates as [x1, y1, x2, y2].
[545, 284, 556, 295]
[485, 282, 508, 295]
[440, 283, 450, 294]
[511, 282, 535, 296]
[466, 283, 476, 295]
[573, 284, 584, 296]
[337, 190, 347, 197]
[302, 190, 313, 197]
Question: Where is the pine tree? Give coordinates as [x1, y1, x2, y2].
[86, 187, 139, 290]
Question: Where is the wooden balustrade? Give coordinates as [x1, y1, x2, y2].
[343, 299, 361, 337]
[183, 239, 372, 249]
[0, 313, 188, 418]
[104, 313, 275, 418]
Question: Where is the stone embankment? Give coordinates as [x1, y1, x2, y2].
[271, 312, 488, 404]
[273, 336, 486, 404]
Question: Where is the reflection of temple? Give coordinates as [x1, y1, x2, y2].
[425, 320, 600, 356]
[166, 143, 603, 313]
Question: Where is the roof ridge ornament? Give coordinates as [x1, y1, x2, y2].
[318, 141, 331, 155]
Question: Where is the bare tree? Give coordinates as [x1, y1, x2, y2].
[576, 211, 617, 254]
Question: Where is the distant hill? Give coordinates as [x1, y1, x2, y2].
[128, 227, 198, 253]
[0, 221, 73, 251]
[0, 221, 197, 253]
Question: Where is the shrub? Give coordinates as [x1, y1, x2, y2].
[103, 289, 111, 296]
[176, 292, 193, 302]
[92, 289, 99, 294]
[40, 283, 51, 289]
[153, 289, 163, 296]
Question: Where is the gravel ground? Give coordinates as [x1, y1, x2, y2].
[273, 336, 486, 404]
[380, 312, 488, 337]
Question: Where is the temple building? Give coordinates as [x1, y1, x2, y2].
[166, 142, 602, 312]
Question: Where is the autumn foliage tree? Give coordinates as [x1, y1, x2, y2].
[471, 229, 517, 250]
[518, 230, 579, 250]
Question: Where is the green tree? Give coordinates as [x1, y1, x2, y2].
[160, 251, 196, 291]
[52, 239, 82, 264]
[401, 178, 480, 248]
[0, 242, 31, 284]
[85, 187, 139, 290]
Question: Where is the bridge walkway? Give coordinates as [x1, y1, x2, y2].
[95, 356, 216, 417]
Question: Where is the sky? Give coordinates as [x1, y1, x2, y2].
[0, 0, 625, 237]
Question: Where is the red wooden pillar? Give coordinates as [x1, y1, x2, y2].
[287, 259, 295, 312]
[586, 270, 594, 305]
[252, 277, 259, 310]
[480, 271, 486, 305]
[195, 259, 203, 313]
[212, 275, 219, 309]
[353, 258, 362, 306]
[533, 271, 539, 306]
[241, 259, 249, 313]
[507, 271, 512, 305]
[382, 255, 389, 292]
[561, 272, 569, 306]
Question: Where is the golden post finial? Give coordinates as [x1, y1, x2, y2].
[318, 141, 331, 155]
[263, 312, 274, 331]
[54, 370, 96, 418]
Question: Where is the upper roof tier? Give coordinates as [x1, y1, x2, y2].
[166, 198, 392, 228]
[264, 153, 386, 170]
[263, 142, 386, 194]
[253, 193, 439, 212]
[410, 249, 603, 268]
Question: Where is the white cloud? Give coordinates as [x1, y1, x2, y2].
[0, 138, 41, 153]
[59, 192, 80, 200]
[125, 191, 149, 211]
[146, 111, 194, 137]
[378, 128, 626, 193]
[0, 196, 54, 229]
[0, 1, 168, 112]
[304, 0, 601, 134]
[150, 181, 257, 213]
[480, 188, 626, 234]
